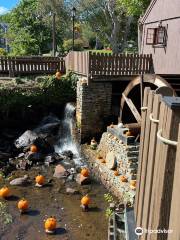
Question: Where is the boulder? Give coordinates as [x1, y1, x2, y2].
[10, 175, 29, 186]
[16, 159, 32, 170]
[15, 130, 38, 149]
[76, 173, 91, 185]
[62, 150, 73, 160]
[106, 151, 117, 170]
[25, 152, 44, 162]
[53, 164, 69, 179]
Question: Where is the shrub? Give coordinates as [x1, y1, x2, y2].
[63, 38, 84, 52]
[0, 48, 7, 56]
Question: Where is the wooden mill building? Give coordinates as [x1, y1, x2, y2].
[139, 0, 180, 94]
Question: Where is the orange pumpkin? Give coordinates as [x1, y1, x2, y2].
[30, 144, 38, 153]
[18, 199, 29, 212]
[0, 186, 10, 198]
[81, 195, 90, 206]
[114, 170, 119, 176]
[130, 180, 136, 190]
[101, 159, 106, 164]
[120, 175, 128, 183]
[45, 217, 57, 232]
[35, 174, 45, 186]
[125, 131, 133, 137]
[55, 71, 62, 80]
[81, 168, 89, 177]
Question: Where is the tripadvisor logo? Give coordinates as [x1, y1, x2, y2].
[135, 227, 143, 236]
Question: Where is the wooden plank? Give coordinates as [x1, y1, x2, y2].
[122, 93, 141, 123]
[148, 99, 180, 240]
[136, 90, 154, 227]
[168, 123, 180, 240]
[135, 87, 151, 219]
[141, 93, 161, 240]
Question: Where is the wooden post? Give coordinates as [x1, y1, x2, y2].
[168, 124, 180, 240]
[148, 97, 180, 240]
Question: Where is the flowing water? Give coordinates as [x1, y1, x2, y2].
[0, 103, 108, 240]
[55, 103, 83, 166]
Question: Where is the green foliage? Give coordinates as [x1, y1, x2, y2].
[63, 38, 85, 52]
[104, 193, 114, 203]
[120, 0, 151, 16]
[105, 208, 114, 218]
[0, 48, 7, 56]
[0, 72, 78, 117]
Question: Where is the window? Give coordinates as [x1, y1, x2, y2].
[146, 26, 167, 46]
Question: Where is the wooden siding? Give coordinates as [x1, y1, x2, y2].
[141, 18, 180, 74]
[135, 90, 180, 240]
[140, 0, 180, 75]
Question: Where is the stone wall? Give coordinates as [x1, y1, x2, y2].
[83, 132, 139, 204]
[76, 79, 112, 142]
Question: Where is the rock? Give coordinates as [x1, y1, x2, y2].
[16, 159, 32, 170]
[15, 130, 38, 149]
[53, 164, 69, 179]
[44, 155, 56, 165]
[76, 173, 91, 185]
[66, 187, 79, 195]
[25, 152, 44, 162]
[62, 150, 73, 160]
[106, 151, 117, 170]
[10, 175, 29, 186]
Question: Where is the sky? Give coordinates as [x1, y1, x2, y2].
[0, 0, 19, 15]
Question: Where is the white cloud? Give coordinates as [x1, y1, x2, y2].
[0, 6, 9, 15]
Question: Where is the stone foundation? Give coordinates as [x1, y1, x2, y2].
[76, 79, 112, 142]
[83, 132, 139, 204]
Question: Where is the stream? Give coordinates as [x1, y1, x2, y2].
[0, 103, 108, 240]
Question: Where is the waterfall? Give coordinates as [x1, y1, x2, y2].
[55, 103, 83, 166]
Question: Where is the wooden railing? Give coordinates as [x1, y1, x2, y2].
[135, 88, 180, 240]
[66, 51, 154, 80]
[0, 56, 66, 77]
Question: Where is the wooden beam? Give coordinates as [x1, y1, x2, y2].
[122, 93, 142, 123]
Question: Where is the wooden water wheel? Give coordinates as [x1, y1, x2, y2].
[119, 74, 175, 124]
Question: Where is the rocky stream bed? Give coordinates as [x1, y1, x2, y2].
[0, 103, 111, 240]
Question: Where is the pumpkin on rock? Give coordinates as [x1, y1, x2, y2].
[18, 199, 29, 213]
[114, 170, 119, 176]
[30, 144, 38, 153]
[35, 174, 45, 187]
[120, 175, 128, 183]
[81, 168, 89, 177]
[0, 186, 10, 198]
[44, 217, 57, 234]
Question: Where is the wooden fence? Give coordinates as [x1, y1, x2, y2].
[135, 88, 180, 240]
[66, 51, 154, 81]
[0, 56, 66, 77]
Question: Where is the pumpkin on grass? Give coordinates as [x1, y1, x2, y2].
[81, 168, 89, 177]
[35, 174, 45, 186]
[18, 199, 29, 213]
[44, 217, 57, 233]
[120, 175, 128, 183]
[30, 144, 38, 153]
[0, 186, 10, 198]
[55, 71, 62, 80]
[81, 195, 90, 206]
